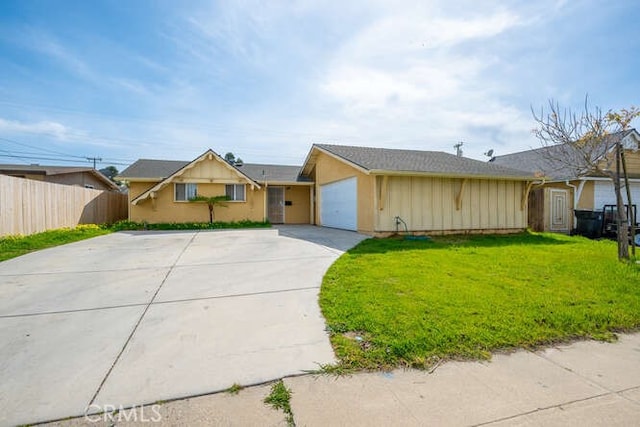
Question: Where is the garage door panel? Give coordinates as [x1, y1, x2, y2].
[594, 181, 640, 209]
[320, 177, 357, 231]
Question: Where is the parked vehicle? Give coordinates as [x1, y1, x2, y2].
[574, 204, 639, 244]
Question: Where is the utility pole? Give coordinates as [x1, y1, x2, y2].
[86, 156, 102, 169]
[621, 146, 636, 255]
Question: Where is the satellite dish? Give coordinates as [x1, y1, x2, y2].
[484, 149, 494, 157]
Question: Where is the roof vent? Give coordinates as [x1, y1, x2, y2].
[454, 142, 464, 157]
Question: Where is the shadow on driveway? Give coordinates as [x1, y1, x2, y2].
[274, 225, 368, 253]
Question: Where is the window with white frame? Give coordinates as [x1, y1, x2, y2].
[225, 184, 245, 201]
[175, 183, 197, 201]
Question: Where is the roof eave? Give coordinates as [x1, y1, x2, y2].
[261, 180, 314, 186]
[368, 169, 534, 181]
[116, 177, 164, 182]
[301, 145, 371, 176]
[87, 169, 120, 190]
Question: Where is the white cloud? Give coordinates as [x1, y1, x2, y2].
[340, 8, 520, 59]
[0, 118, 71, 139]
[0, 0, 607, 166]
[310, 3, 540, 158]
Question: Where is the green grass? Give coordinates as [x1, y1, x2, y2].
[264, 380, 294, 426]
[0, 220, 272, 262]
[0, 225, 112, 262]
[226, 383, 244, 395]
[320, 232, 640, 370]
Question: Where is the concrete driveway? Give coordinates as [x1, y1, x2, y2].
[0, 225, 366, 426]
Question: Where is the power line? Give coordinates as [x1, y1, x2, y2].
[0, 135, 136, 167]
[0, 136, 86, 159]
[0, 153, 131, 166]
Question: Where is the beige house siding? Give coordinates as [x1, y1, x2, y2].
[128, 156, 265, 223]
[130, 182, 264, 223]
[129, 181, 155, 201]
[310, 151, 374, 233]
[126, 157, 311, 224]
[7, 173, 45, 181]
[176, 159, 248, 183]
[623, 150, 640, 173]
[375, 176, 527, 233]
[597, 148, 640, 174]
[576, 180, 595, 210]
[282, 185, 311, 224]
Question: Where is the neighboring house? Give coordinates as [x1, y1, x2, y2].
[0, 164, 120, 191]
[491, 129, 640, 233]
[119, 145, 534, 235]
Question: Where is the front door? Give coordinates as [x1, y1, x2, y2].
[549, 189, 569, 232]
[268, 187, 285, 224]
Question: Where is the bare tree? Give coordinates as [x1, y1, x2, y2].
[532, 97, 639, 260]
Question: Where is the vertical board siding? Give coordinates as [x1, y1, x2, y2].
[377, 176, 526, 232]
[0, 175, 127, 236]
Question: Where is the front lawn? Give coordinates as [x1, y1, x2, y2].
[0, 225, 111, 262]
[319, 232, 640, 370]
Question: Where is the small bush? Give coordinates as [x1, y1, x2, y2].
[108, 219, 271, 231]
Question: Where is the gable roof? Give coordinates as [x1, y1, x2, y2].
[0, 163, 119, 190]
[303, 144, 533, 180]
[130, 149, 260, 205]
[119, 159, 310, 183]
[491, 129, 640, 180]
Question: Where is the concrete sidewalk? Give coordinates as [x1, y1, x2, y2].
[45, 332, 640, 426]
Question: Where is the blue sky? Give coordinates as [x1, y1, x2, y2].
[0, 0, 638, 170]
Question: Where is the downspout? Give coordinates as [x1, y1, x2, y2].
[565, 180, 585, 229]
[262, 170, 268, 222]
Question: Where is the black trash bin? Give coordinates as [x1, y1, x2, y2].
[574, 210, 603, 238]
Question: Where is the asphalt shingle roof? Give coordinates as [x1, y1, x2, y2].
[0, 164, 97, 175]
[118, 159, 189, 179]
[119, 159, 309, 183]
[491, 129, 637, 180]
[235, 163, 311, 182]
[314, 144, 532, 179]
[490, 146, 579, 180]
[0, 164, 118, 189]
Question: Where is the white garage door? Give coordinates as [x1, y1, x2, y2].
[594, 181, 640, 209]
[320, 177, 357, 231]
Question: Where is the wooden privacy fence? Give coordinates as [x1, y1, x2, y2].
[0, 174, 128, 236]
